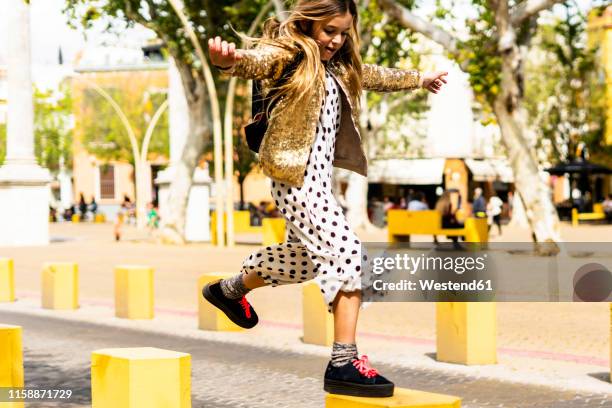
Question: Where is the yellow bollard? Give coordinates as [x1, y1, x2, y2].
[302, 282, 333, 346]
[114, 266, 154, 319]
[463, 218, 488, 243]
[0, 258, 15, 302]
[71, 214, 80, 223]
[94, 213, 106, 223]
[326, 387, 461, 407]
[197, 273, 243, 331]
[436, 302, 497, 365]
[0, 325, 24, 408]
[91, 347, 191, 408]
[42, 263, 79, 310]
[262, 218, 285, 246]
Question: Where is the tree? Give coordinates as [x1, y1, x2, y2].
[341, 0, 430, 231]
[524, 3, 607, 167]
[74, 70, 170, 228]
[78, 74, 169, 166]
[1, 84, 73, 171]
[65, 0, 277, 244]
[204, 79, 258, 210]
[378, 0, 609, 244]
[33, 85, 74, 174]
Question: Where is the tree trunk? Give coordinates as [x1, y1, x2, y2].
[159, 80, 210, 244]
[493, 98, 561, 243]
[342, 91, 378, 232]
[239, 179, 245, 210]
[344, 172, 377, 232]
[492, 0, 561, 245]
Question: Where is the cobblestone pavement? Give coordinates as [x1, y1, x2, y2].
[2, 311, 611, 408]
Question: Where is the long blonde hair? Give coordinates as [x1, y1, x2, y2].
[246, 0, 362, 113]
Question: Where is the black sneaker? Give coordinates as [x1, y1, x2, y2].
[202, 280, 259, 329]
[324, 355, 394, 398]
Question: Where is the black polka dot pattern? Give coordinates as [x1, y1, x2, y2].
[240, 71, 361, 313]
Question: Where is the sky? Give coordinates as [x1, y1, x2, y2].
[0, 0, 155, 78]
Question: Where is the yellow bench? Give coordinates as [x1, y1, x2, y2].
[387, 210, 488, 243]
[211, 210, 261, 245]
[211, 210, 285, 246]
[572, 203, 606, 226]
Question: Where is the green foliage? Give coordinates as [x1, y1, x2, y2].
[64, 0, 273, 185]
[454, 1, 501, 122]
[64, 0, 271, 73]
[80, 80, 169, 165]
[524, 2, 608, 165]
[33, 84, 74, 172]
[0, 85, 73, 171]
[360, 0, 428, 155]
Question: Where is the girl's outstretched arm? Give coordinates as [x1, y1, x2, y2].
[362, 65, 448, 94]
[208, 36, 296, 80]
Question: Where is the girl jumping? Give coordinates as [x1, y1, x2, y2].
[203, 0, 447, 398]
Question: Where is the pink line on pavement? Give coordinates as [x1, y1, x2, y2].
[14, 291, 608, 367]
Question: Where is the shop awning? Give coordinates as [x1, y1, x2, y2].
[465, 159, 514, 183]
[367, 158, 446, 185]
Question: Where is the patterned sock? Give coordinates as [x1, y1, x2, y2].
[219, 274, 251, 300]
[331, 342, 358, 367]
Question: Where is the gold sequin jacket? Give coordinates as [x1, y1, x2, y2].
[221, 43, 421, 187]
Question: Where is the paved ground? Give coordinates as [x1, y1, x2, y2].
[2, 310, 611, 408]
[0, 221, 611, 406]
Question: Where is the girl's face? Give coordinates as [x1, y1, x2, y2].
[310, 12, 353, 61]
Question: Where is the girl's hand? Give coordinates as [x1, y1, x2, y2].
[421, 71, 448, 94]
[208, 36, 241, 69]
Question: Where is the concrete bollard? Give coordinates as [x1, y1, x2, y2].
[302, 282, 333, 346]
[0, 325, 24, 408]
[0, 258, 15, 302]
[198, 273, 243, 331]
[436, 302, 497, 365]
[42, 263, 79, 310]
[114, 266, 154, 319]
[91, 347, 191, 408]
[326, 387, 461, 407]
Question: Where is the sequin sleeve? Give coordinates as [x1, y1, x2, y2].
[218, 44, 297, 81]
[362, 64, 422, 92]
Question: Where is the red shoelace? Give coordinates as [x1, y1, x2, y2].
[352, 355, 379, 378]
[238, 297, 251, 318]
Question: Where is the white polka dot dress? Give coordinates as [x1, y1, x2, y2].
[241, 70, 363, 312]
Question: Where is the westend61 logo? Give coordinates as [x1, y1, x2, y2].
[371, 253, 487, 275]
[368, 252, 493, 296]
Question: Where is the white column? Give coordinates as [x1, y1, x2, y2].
[0, 0, 51, 246]
[5, 0, 35, 164]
